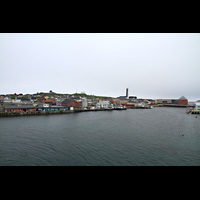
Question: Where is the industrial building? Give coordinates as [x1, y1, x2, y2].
[177, 96, 188, 105]
[117, 88, 137, 100]
[156, 96, 188, 105]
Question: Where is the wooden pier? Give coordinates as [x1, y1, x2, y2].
[191, 110, 200, 114]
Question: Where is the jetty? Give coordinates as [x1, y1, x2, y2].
[128, 106, 152, 109]
[0, 107, 127, 117]
[162, 104, 194, 108]
[191, 110, 200, 114]
[0, 110, 74, 117]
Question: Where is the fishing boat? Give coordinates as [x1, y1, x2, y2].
[115, 105, 127, 110]
[186, 108, 192, 114]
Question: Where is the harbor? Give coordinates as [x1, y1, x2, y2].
[1, 33, 200, 166]
[1, 106, 200, 166]
[0, 89, 199, 117]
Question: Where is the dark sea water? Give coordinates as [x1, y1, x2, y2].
[0, 107, 200, 166]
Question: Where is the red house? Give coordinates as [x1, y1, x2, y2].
[61, 99, 79, 107]
[178, 96, 188, 105]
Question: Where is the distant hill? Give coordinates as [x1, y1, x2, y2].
[72, 93, 112, 99]
[36, 92, 113, 99]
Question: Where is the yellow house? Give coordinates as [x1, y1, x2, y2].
[45, 96, 49, 100]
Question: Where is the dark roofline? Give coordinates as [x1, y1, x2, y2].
[61, 99, 75, 104]
[5, 105, 37, 109]
[179, 96, 188, 100]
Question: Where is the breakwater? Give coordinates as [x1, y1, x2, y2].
[0, 110, 74, 117]
[162, 104, 194, 107]
[0, 108, 127, 117]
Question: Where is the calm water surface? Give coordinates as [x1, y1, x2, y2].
[0, 107, 200, 166]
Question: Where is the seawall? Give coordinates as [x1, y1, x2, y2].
[162, 104, 194, 108]
[0, 108, 117, 117]
[0, 110, 75, 117]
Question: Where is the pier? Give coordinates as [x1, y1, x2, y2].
[162, 104, 194, 108]
[0, 110, 74, 117]
[0, 107, 127, 117]
[191, 110, 200, 114]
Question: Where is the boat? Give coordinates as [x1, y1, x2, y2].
[186, 108, 192, 114]
[115, 106, 127, 110]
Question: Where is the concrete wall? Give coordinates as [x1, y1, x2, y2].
[156, 99, 172, 104]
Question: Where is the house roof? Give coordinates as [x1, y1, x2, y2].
[179, 96, 187, 100]
[61, 99, 75, 104]
[5, 104, 37, 109]
[42, 99, 55, 102]
[21, 99, 31, 101]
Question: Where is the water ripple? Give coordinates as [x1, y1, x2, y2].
[1, 108, 200, 165]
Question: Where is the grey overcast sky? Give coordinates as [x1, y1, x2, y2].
[0, 33, 200, 100]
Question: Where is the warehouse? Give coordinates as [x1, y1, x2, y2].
[178, 96, 188, 105]
[4, 104, 37, 112]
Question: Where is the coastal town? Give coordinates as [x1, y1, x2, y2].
[0, 88, 199, 117]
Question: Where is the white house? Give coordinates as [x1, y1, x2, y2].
[3, 97, 12, 103]
[82, 98, 88, 108]
[12, 99, 22, 104]
[96, 100, 110, 109]
[195, 100, 200, 110]
[43, 104, 50, 107]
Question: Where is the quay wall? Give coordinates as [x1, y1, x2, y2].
[0, 108, 118, 117]
[128, 107, 150, 109]
[0, 110, 74, 117]
[162, 104, 194, 108]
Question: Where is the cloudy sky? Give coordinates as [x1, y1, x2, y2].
[0, 33, 200, 100]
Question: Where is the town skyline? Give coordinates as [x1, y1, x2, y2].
[1, 33, 200, 100]
[0, 87, 191, 115]
[0, 89, 195, 101]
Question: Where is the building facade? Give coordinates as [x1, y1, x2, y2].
[96, 100, 110, 109]
[4, 105, 37, 112]
[195, 100, 200, 110]
[156, 99, 172, 104]
[0, 99, 4, 112]
[41, 99, 56, 105]
[156, 96, 188, 105]
[178, 96, 188, 105]
[82, 98, 88, 108]
[61, 99, 79, 108]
